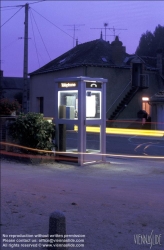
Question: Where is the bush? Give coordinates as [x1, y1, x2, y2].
[0, 98, 21, 115]
[9, 112, 55, 153]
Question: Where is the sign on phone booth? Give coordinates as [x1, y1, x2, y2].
[54, 76, 107, 166]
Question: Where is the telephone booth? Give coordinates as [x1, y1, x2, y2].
[54, 76, 107, 166]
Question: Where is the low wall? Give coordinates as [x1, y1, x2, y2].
[0, 116, 16, 150]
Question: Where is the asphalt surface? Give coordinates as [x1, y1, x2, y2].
[66, 131, 164, 157]
[1, 158, 164, 250]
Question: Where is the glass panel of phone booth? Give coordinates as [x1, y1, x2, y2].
[66, 127, 78, 153]
[86, 91, 101, 119]
[57, 87, 102, 161]
[86, 125, 100, 153]
[58, 90, 78, 119]
[85, 90, 101, 154]
[58, 90, 101, 120]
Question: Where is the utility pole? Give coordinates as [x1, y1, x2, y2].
[23, 3, 29, 113]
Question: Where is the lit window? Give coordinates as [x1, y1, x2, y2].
[142, 97, 150, 115]
[142, 97, 149, 101]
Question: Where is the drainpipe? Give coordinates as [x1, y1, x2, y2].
[85, 66, 87, 76]
[156, 49, 163, 90]
[156, 49, 163, 75]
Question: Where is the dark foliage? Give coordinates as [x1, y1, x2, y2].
[135, 25, 164, 57]
[9, 112, 55, 152]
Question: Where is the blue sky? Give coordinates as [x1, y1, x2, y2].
[1, 1, 164, 77]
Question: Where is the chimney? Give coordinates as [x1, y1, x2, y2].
[76, 39, 78, 46]
[156, 49, 163, 75]
[111, 36, 125, 65]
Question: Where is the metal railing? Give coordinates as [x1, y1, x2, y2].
[106, 81, 131, 114]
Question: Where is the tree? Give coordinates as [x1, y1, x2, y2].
[153, 25, 164, 52]
[135, 25, 164, 57]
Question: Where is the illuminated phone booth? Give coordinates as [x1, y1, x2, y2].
[54, 76, 107, 166]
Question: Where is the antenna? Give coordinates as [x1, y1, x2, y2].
[112, 26, 127, 38]
[91, 22, 110, 41]
[104, 23, 108, 41]
[91, 24, 127, 41]
[64, 24, 85, 47]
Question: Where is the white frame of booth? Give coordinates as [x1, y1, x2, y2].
[54, 76, 107, 166]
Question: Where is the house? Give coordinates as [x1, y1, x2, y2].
[149, 90, 164, 130]
[29, 36, 164, 128]
[0, 70, 30, 111]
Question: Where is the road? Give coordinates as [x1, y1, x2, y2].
[66, 131, 164, 157]
[106, 135, 164, 157]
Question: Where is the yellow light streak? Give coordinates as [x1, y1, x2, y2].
[74, 126, 164, 137]
[1, 142, 164, 160]
[0, 142, 164, 161]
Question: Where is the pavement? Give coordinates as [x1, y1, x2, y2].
[1, 158, 164, 250]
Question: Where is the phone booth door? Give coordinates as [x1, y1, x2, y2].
[82, 81, 106, 164]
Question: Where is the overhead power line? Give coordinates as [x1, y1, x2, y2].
[28, 1, 46, 5]
[1, 6, 23, 28]
[30, 7, 77, 41]
[1, 7, 20, 11]
[0, 5, 23, 8]
[29, 9, 40, 67]
[30, 8, 51, 61]
[0, 1, 45, 8]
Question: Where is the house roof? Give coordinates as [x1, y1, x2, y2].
[149, 90, 164, 103]
[140, 56, 164, 73]
[1, 77, 30, 90]
[30, 38, 129, 76]
[29, 37, 163, 76]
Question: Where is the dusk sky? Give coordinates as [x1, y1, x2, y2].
[1, 1, 164, 77]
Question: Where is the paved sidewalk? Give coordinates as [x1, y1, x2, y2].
[1, 158, 164, 250]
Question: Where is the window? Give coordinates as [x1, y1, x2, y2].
[142, 97, 150, 115]
[37, 97, 44, 113]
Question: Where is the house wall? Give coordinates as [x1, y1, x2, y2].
[84, 66, 131, 118]
[150, 103, 164, 130]
[30, 66, 161, 127]
[118, 72, 159, 119]
[30, 67, 84, 119]
[30, 66, 131, 120]
[157, 104, 164, 130]
[2, 89, 22, 100]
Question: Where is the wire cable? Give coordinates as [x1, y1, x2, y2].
[30, 7, 74, 40]
[0, 5, 23, 8]
[28, 0, 46, 5]
[29, 9, 40, 67]
[1, 6, 23, 28]
[0, 1, 44, 8]
[30, 8, 51, 61]
[1, 7, 20, 11]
